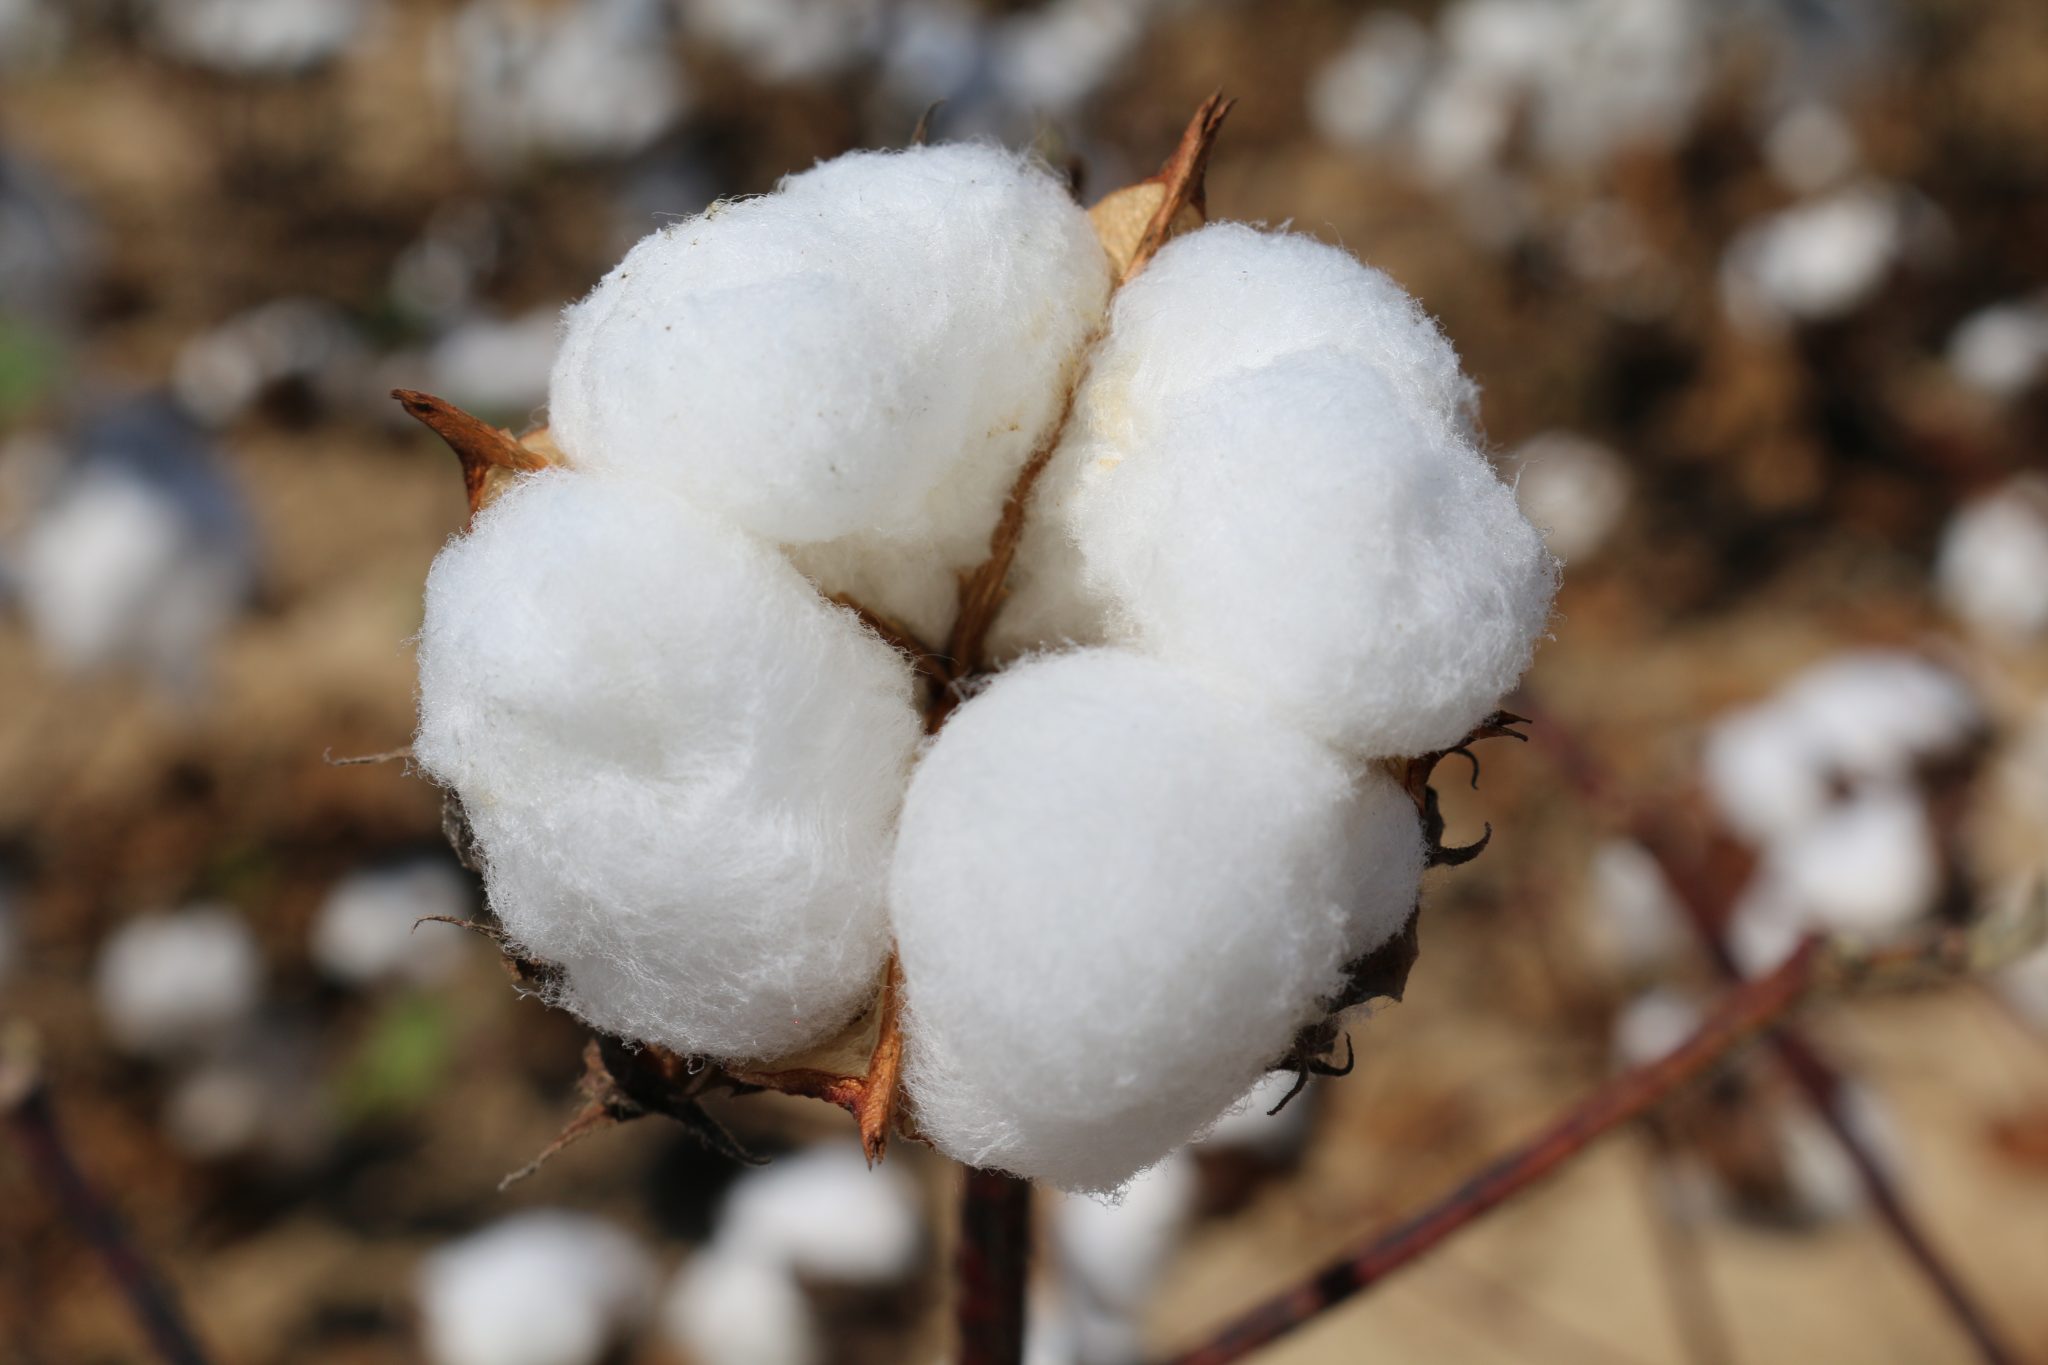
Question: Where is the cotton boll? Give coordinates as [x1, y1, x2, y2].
[678, 0, 883, 83]
[877, 1, 986, 110]
[549, 143, 1109, 556]
[94, 906, 262, 1056]
[1056, 1153, 1196, 1314]
[715, 1142, 923, 1287]
[1773, 651, 1981, 785]
[1946, 301, 2048, 402]
[162, 1030, 328, 1163]
[660, 1247, 822, 1365]
[1532, 0, 1707, 169]
[893, 649, 1426, 1192]
[1936, 477, 2048, 643]
[1610, 988, 1702, 1068]
[1034, 224, 1554, 759]
[415, 471, 919, 1061]
[419, 1210, 656, 1365]
[1702, 704, 1831, 844]
[1588, 838, 1690, 976]
[147, 0, 369, 75]
[1511, 431, 1631, 562]
[1720, 184, 1905, 332]
[446, 0, 687, 168]
[991, 0, 1151, 116]
[1763, 102, 1859, 195]
[311, 858, 474, 989]
[1308, 13, 1433, 152]
[172, 298, 367, 426]
[13, 401, 254, 687]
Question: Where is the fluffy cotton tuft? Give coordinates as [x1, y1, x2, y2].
[1720, 184, 1909, 331]
[1936, 476, 2048, 644]
[310, 858, 474, 988]
[892, 650, 1425, 1191]
[548, 143, 1108, 558]
[660, 1246, 822, 1365]
[414, 470, 920, 1060]
[714, 1142, 924, 1286]
[94, 906, 262, 1055]
[1017, 224, 1555, 757]
[418, 1210, 655, 1365]
[1511, 430, 1631, 562]
[1946, 299, 2048, 401]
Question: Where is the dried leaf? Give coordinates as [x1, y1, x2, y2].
[392, 389, 555, 525]
[1089, 92, 1234, 283]
[855, 959, 905, 1163]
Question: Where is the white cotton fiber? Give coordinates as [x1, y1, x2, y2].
[1946, 300, 2048, 401]
[1308, 13, 1433, 152]
[414, 470, 921, 1061]
[892, 649, 1425, 1192]
[1701, 701, 1834, 845]
[1936, 476, 2048, 644]
[548, 143, 1109, 555]
[424, 309, 560, 422]
[1720, 184, 1907, 331]
[1511, 430, 1631, 562]
[679, 0, 883, 83]
[310, 858, 473, 988]
[147, 0, 368, 75]
[94, 906, 262, 1056]
[714, 1142, 923, 1286]
[418, 1210, 655, 1365]
[1022, 224, 1555, 758]
[660, 1247, 821, 1365]
[1610, 988, 1702, 1068]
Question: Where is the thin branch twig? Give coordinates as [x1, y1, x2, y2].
[1, 1035, 212, 1365]
[956, 1168, 1032, 1365]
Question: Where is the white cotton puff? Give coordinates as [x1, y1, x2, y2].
[1587, 838, 1690, 975]
[678, 0, 883, 82]
[713, 1142, 923, 1287]
[548, 143, 1109, 556]
[1510, 430, 1631, 562]
[1199, 1071, 1317, 1165]
[1055, 1152, 1197, 1314]
[1946, 300, 2048, 401]
[310, 858, 473, 988]
[1021, 224, 1555, 758]
[413, 470, 920, 1061]
[1936, 476, 2048, 644]
[1701, 701, 1834, 845]
[94, 906, 262, 1055]
[147, 0, 368, 75]
[172, 297, 366, 427]
[1763, 102, 1859, 195]
[892, 649, 1426, 1192]
[1610, 987, 1702, 1069]
[418, 1210, 656, 1365]
[424, 309, 561, 423]
[1308, 13, 1433, 152]
[990, 0, 1151, 116]
[1727, 786, 1939, 974]
[1720, 183, 1906, 331]
[660, 1246, 822, 1365]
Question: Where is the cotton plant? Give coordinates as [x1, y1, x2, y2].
[417, 1210, 657, 1365]
[398, 102, 1556, 1196]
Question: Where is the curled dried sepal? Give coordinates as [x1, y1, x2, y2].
[393, 389, 557, 525]
[1088, 92, 1235, 283]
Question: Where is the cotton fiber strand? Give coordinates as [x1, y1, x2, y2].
[418, 1210, 655, 1365]
[310, 857, 473, 988]
[1936, 476, 2048, 643]
[714, 1142, 923, 1286]
[548, 143, 1108, 554]
[1021, 224, 1555, 758]
[94, 906, 262, 1055]
[413, 471, 920, 1061]
[660, 1246, 821, 1365]
[892, 649, 1425, 1191]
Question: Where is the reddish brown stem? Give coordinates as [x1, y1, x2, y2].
[3, 1077, 212, 1365]
[957, 1168, 1032, 1365]
[1160, 940, 1832, 1365]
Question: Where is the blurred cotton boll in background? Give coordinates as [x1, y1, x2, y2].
[1936, 476, 2048, 644]
[661, 1243, 823, 1365]
[144, 0, 373, 76]
[10, 397, 255, 691]
[93, 905, 263, 1056]
[1587, 838, 1690, 978]
[1307, 13, 1432, 154]
[1510, 430, 1631, 562]
[1053, 1153, 1198, 1364]
[418, 1210, 656, 1365]
[171, 297, 369, 427]
[1720, 184, 1914, 332]
[310, 857, 474, 989]
[678, 0, 883, 84]
[1945, 297, 2048, 402]
[711, 1141, 924, 1288]
[420, 308, 561, 426]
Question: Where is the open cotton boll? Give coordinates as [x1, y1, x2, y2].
[1588, 838, 1690, 976]
[414, 471, 920, 1061]
[147, 0, 368, 75]
[1308, 13, 1433, 152]
[1720, 184, 1907, 332]
[1032, 225, 1554, 759]
[1511, 430, 1631, 562]
[419, 1210, 655, 1365]
[1773, 651, 1981, 782]
[1610, 988, 1703, 1069]
[1056, 1153, 1197, 1314]
[990, 0, 1152, 116]
[172, 297, 367, 427]
[311, 858, 473, 988]
[1727, 786, 1938, 973]
[1936, 476, 2048, 644]
[423, 309, 560, 423]
[678, 0, 883, 83]
[94, 906, 262, 1055]
[714, 1142, 923, 1286]
[893, 650, 1425, 1192]
[549, 141, 1109, 549]
[660, 1246, 822, 1365]
[1946, 300, 2048, 401]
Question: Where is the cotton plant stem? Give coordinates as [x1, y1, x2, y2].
[1520, 705, 2022, 1365]
[1, 1045, 212, 1365]
[956, 1167, 1033, 1365]
[1156, 937, 1830, 1365]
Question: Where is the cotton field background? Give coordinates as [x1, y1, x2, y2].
[3, 1, 2047, 1363]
